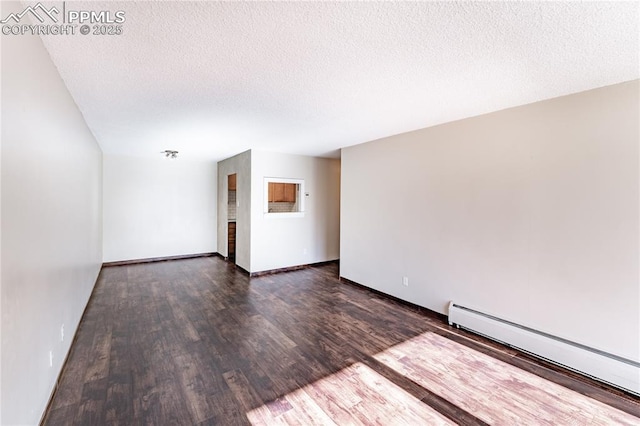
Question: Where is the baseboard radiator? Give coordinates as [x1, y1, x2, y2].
[447, 302, 640, 396]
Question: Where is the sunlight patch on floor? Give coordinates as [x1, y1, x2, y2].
[375, 331, 639, 425]
[245, 361, 455, 425]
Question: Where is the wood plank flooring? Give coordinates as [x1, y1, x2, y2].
[43, 257, 640, 425]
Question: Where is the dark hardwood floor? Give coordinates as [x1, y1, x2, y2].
[43, 257, 640, 425]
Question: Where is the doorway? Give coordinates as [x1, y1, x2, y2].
[228, 174, 237, 263]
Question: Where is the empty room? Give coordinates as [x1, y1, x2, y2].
[1, 1, 639, 425]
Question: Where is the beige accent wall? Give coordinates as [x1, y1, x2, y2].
[340, 80, 639, 362]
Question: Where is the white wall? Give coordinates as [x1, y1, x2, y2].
[103, 155, 217, 262]
[217, 150, 252, 271]
[250, 151, 340, 273]
[216, 150, 340, 274]
[1, 1, 103, 422]
[341, 80, 639, 363]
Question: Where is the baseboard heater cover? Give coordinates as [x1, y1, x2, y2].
[447, 302, 640, 396]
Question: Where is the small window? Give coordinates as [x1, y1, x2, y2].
[264, 178, 305, 216]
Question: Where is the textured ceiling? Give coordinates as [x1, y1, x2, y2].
[38, 1, 639, 160]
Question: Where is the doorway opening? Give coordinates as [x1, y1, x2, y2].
[228, 174, 237, 263]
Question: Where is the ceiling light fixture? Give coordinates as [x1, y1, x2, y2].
[162, 150, 178, 159]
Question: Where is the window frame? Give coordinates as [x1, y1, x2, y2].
[263, 177, 305, 218]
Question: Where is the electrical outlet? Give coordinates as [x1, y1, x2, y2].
[49, 350, 53, 367]
[303, 248, 307, 255]
[60, 324, 64, 342]
[402, 276, 409, 287]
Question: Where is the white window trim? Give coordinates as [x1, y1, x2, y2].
[264, 177, 305, 218]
